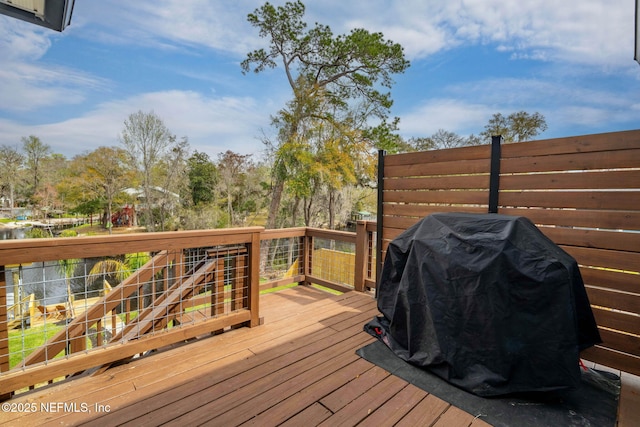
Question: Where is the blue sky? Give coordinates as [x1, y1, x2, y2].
[1, 0, 638, 160]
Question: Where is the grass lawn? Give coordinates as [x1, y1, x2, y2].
[8, 324, 64, 369]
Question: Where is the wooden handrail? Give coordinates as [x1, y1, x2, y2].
[0, 227, 263, 397]
[0, 225, 376, 397]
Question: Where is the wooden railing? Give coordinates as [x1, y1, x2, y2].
[0, 228, 262, 397]
[259, 224, 377, 293]
[0, 225, 377, 398]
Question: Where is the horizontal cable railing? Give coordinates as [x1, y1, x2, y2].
[0, 228, 262, 397]
[0, 224, 377, 398]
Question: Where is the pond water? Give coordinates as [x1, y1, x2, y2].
[0, 227, 28, 240]
[2, 226, 68, 306]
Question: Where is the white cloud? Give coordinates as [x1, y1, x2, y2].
[0, 90, 273, 158]
[304, 1, 633, 67]
[0, 17, 52, 60]
[0, 0, 636, 159]
[398, 99, 489, 137]
[398, 74, 640, 139]
[72, 0, 634, 68]
[0, 61, 108, 112]
[73, 1, 261, 55]
[0, 16, 109, 113]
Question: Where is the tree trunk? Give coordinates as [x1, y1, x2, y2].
[328, 189, 336, 230]
[291, 197, 300, 228]
[9, 183, 14, 216]
[107, 200, 113, 235]
[265, 177, 284, 230]
[227, 192, 233, 226]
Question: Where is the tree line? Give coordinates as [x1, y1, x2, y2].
[0, 1, 547, 233]
[0, 106, 546, 233]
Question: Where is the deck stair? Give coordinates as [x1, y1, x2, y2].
[20, 251, 174, 367]
[113, 257, 217, 342]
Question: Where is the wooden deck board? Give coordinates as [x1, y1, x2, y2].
[3, 285, 639, 426]
[357, 383, 430, 427]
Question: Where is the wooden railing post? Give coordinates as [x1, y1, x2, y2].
[248, 229, 261, 327]
[0, 265, 10, 400]
[0, 266, 9, 374]
[304, 233, 314, 286]
[354, 221, 367, 292]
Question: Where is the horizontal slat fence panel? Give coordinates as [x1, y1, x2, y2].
[500, 170, 640, 190]
[384, 144, 491, 166]
[561, 246, 640, 273]
[498, 207, 640, 230]
[585, 287, 640, 319]
[497, 130, 640, 374]
[540, 228, 638, 253]
[500, 129, 640, 156]
[381, 144, 493, 258]
[384, 174, 491, 191]
[384, 190, 489, 205]
[581, 268, 638, 295]
[592, 308, 640, 336]
[500, 148, 640, 173]
[499, 191, 640, 211]
[379, 129, 640, 376]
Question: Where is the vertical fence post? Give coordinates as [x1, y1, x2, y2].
[489, 135, 502, 214]
[0, 263, 11, 396]
[0, 266, 9, 374]
[354, 221, 367, 292]
[375, 150, 385, 298]
[304, 233, 314, 286]
[248, 229, 261, 327]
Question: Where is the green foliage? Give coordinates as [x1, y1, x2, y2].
[409, 129, 480, 151]
[70, 199, 104, 217]
[120, 110, 175, 232]
[243, 1, 409, 116]
[187, 151, 218, 206]
[243, 1, 409, 228]
[59, 229, 78, 237]
[481, 111, 548, 143]
[22, 135, 51, 199]
[25, 227, 50, 239]
[407, 111, 548, 153]
[179, 203, 227, 230]
[124, 252, 151, 270]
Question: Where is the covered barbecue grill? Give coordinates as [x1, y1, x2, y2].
[365, 212, 601, 396]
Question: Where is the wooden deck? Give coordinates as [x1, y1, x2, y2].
[3, 286, 639, 426]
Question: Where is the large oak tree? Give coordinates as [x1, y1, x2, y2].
[242, 0, 409, 229]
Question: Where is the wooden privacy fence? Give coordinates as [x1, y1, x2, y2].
[378, 129, 640, 376]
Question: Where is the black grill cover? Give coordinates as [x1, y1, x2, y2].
[365, 213, 601, 396]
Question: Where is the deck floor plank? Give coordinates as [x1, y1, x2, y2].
[316, 375, 410, 427]
[319, 364, 391, 413]
[432, 406, 477, 427]
[3, 285, 638, 426]
[12, 289, 359, 426]
[189, 335, 373, 426]
[395, 393, 451, 427]
[88, 299, 374, 425]
[240, 358, 376, 427]
[356, 383, 429, 427]
[277, 402, 332, 427]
